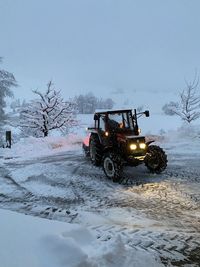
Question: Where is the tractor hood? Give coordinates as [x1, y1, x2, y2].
[125, 135, 146, 140]
[116, 134, 146, 146]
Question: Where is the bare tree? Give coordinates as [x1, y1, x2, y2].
[162, 74, 200, 123]
[20, 81, 77, 137]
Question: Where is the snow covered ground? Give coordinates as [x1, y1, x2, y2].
[0, 209, 163, 267]
[0, 114, 200, 267]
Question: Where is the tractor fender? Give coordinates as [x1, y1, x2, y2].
[90, 132, 103, 145]
[146, 140, 155, 146]
[83, 134, 90, 147]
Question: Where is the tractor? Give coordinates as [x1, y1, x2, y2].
[82, 109, 167, 182]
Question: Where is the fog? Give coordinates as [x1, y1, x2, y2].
[1, 0, 200, 106]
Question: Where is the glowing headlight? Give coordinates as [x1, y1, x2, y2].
[139, 143, 146, 149]
[130, 144, 137, 150]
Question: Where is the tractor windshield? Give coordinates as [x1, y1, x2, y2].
[107, 111, 134, 130]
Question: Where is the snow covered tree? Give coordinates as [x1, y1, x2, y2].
[10, 98, 22, 112]
[162, 75, 200, 123]
[0, 57, 17, 126]
[20, 81, 77, 137]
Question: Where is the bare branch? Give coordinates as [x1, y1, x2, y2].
[163, 73, 200, 123]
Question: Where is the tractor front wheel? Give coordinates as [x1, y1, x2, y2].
[145, 145, 167, 173]
[103, 152, 123, 182]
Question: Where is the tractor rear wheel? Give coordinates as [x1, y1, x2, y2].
[103, 152, 123, 182]
[82, 143, 90, 157]
[89, 134, 102, 166]
[145, 145, 167, 173]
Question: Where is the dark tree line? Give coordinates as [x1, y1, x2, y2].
[75, 92, 114, 114]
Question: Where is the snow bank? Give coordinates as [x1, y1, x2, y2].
[159, 123, 200, 155]
[0, 209, 163, 267]
[2, 134, 82, 161]
[1, 114, 200, 162]
[167, 124, 200, 141]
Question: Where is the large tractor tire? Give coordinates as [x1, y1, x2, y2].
[102, 152, 123, 182]
[145, 145, 167, 173]
[89, 134, 102, 166]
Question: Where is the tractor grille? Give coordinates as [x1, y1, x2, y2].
[127, 136, 147, 156]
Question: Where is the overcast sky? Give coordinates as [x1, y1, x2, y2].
[1, 0, 200, 103]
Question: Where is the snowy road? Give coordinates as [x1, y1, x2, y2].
[1, 147, 200, 266]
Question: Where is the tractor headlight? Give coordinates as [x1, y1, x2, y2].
[139, 143, 146, 149]
[130, 144, 137, 150]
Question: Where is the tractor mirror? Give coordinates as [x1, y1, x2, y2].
[144, 110, 150, 117]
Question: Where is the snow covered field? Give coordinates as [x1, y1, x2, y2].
[0, 114, 200, 267]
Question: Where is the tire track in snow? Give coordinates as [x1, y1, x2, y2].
[88, 224, 200, 266]
[2, 151, 200, 266]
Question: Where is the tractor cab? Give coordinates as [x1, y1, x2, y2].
[93, 109, 149, 136]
